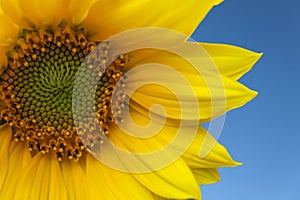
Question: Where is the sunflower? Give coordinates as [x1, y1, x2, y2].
[0, 0, 262, 199]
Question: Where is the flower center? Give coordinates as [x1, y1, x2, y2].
[0, 24, 127, 161]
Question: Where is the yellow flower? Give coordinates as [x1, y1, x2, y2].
[0, 0, 262, 199]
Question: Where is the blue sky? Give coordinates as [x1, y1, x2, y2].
[191, 0, 300, 200]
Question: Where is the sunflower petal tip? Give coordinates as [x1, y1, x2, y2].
[251, 90, 259, 97]
[248, 50, 263, 68]
[244, 89, 258, 105]
[255, 51, 264, 62]
[243, 86, 258, 99]
[234, 161, 243, 166]
[225, 160, 242, 167]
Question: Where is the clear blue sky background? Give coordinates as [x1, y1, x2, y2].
[191, 1, 300, 200]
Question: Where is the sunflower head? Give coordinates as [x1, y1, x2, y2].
[0, 1, 262, 199]
[0, 18, 131, 161]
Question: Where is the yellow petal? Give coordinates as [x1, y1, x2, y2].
[66, 0, 98, 26]
[141, 77, 257, 123]
[125, 50, 257, 123]
[0, 124, 11, 190]
[2, 153, 68, 200]
[106, 120, 200, 199]
[0, 141, 32, 198]
[84, 0, 223, 40]
[201, 43, 263, 80]
[182, 127, 241, 168]
[109, 112, 180, 153]
[8, 141, 32, 169]
[86, 154, 156, 200]
[61, 160, 90, 200]
[106, 109, 235, 172]
[114, 110, 196, 152]
[0, 0, 34, 29]
[192, 168, 220, 184]
[101, 130, 201, 199]
[133, 158, 201, 199]
[0, 10, 19, 47]
[18, 0, 71, 28]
